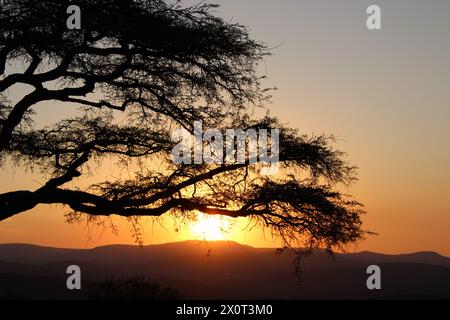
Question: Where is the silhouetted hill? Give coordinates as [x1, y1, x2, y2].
[342, 251, 450, 268]
[0, 241, 449, 299]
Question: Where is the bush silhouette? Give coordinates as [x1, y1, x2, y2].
[88, 275, 182, 300]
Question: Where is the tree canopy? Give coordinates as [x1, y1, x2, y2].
[0, 0, 367, 252]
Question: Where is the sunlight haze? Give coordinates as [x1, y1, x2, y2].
[1, 0, 449, 256]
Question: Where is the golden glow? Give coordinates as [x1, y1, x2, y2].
[1, 2, 450, 257]
[190, 213, 233, 241]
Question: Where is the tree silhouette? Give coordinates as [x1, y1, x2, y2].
[0, 0, 367, 251]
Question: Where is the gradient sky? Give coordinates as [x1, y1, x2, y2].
[1, 0, 449, 255]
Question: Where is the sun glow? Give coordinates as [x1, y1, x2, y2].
[190, 213, 233, 241]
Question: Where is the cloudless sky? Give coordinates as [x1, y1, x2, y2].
[1, 0, 449, 256]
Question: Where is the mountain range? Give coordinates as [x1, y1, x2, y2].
[0, 240, 449, 299]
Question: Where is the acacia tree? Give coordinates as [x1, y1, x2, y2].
[0, 0, 367, 251]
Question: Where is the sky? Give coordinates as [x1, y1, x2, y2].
[0, 0, 449, 256]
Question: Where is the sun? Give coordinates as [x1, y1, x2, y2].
[190, 213, 232, 241]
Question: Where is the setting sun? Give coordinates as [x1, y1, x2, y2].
[190, 213, 233, 241]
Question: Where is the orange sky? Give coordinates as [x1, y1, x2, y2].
[1, 0, 449, 256]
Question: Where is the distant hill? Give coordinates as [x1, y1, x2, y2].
[0, 241, 449, 299]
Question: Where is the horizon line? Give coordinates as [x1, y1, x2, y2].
[0, 240, 448, 259]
